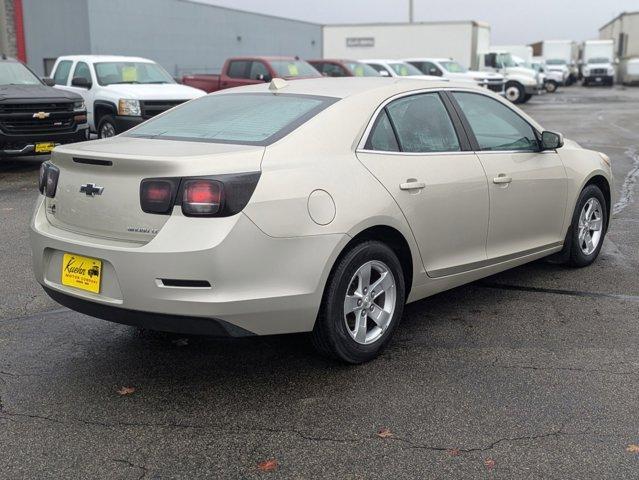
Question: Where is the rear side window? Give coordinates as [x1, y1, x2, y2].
[53, 60, 72, 85]
[385, 93, 460, 153]
[227, 61, 250, 79]
[453, 92, 539, 151]
[365, 110, 399, 152]
[127, 93, 338, 145]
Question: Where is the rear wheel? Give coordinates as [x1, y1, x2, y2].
[97, 115, 117, 139]
[312, 241, 405, 364]
[505, 82, 525, 104]
[568, 185, 607, 267]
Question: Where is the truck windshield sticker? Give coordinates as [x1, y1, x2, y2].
[122, 66, 138, 82]
[287, 64, 299, 76]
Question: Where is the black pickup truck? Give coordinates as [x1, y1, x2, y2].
[0, 56, 88, 160]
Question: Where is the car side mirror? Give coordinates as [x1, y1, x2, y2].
[71, 77, 92, 89]
[257, 73, 272, 83]
[541, 131, 564, 150]
[42, 77, 55, 87]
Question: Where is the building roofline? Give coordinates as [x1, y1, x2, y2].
[322, 20, 489, 29]
[177, 0, 322, 26]
[599, 11, 639, 32]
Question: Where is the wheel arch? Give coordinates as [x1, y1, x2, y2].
[93, 100, 117, 130]
[583, 174, 612, 232]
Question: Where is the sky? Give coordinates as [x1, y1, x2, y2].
[197, 0, 636, 44]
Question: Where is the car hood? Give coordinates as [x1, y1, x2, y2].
[102, 83, 206, 100]
[0, 84, 82, 102]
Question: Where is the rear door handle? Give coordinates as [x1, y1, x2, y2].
[399, 181, 426, 191]
[493, 174, 512, 184]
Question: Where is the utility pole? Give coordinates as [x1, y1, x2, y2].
[408, 0, 414, 23]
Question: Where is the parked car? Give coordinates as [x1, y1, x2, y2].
[360, 59, 441, 81]
[182, 56, 321, 93]
[477, 50, 544, 104]
[0, 56, 88, 160]
[49, 55, 205, 138]
[307, 59, 381, 77]
[404, 58, 505, 94]
[31, 77, 613, 363]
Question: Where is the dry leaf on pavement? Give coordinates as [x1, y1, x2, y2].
[116, 386, 136, 396]
[377, 427, 394, 439]
[626, 444, 639, 453]
[484, 458, 496, 470]
[257, 459, 278, 472]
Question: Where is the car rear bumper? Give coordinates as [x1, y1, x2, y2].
[0, 126, 88, 158]
[30, 198, 346, 336]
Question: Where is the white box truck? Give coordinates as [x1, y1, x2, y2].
[582, 39, 615, 86]
[540, 40, 576, 85]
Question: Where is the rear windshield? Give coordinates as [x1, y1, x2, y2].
[126, 93, 338, 145]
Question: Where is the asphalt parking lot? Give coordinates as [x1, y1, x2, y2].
[1, 86, 638, 479]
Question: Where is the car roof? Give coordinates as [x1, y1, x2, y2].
[404, 58, 453, 62]
[360, 59, 408, 64]
[56, 55, 156, 63]
[222, 77, 465, 99]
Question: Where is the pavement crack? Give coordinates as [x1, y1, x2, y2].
[112, 458, 148, 480]
[494, 363, 639, 377]
[479, 282, 639, 303]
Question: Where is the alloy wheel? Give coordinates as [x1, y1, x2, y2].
[578, 197, 603, 255]
[343, 260, 396, 345]
[100, 122, 116, 138]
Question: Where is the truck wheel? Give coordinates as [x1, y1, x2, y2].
[97, 115, 117, 139]
[522, 93, 533, 103]
[505, 82, 525, 104]
[545, 80, 558, 93]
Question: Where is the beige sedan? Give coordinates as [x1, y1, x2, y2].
[31, 77, 613, 363]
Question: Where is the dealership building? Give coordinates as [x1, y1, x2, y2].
[0, 0, 322, 76]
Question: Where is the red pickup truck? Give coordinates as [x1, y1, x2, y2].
[182, 56, 322, 93]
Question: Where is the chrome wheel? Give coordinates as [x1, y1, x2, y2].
[343, 260, 396, 345]
[505, 85, 521, 102]
[578, 197, 603, 255]
[99, 122, 116, 138]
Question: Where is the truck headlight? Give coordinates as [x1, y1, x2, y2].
[73, 100, 85, 111]
[118, 99, 141, 116]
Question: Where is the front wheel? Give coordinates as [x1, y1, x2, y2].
[97, 115, 117, 139]
[568, 185, 608, 267]
[545, 80, 558, 93]
[312, 241, 405, 364]
[505, 82, 525, 104]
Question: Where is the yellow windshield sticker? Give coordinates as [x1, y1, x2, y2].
[287, 63, 299, 76]
[400, 66, 409, 76]
[122, 66, 138, 82]
[354, 66, 364, 76]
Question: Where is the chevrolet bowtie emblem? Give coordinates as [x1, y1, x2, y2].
[32, 111, 50, 119]
[80, 183, 104, 196]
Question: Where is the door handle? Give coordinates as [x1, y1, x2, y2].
[493, 174, 512, 184]
[399, 181, 426, 191]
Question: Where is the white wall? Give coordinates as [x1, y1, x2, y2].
[323, 22, 485, 69]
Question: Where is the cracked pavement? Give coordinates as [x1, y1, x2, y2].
[1, 86, 639, 478]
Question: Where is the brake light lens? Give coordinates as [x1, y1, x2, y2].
[140, 179, 175, 214]
[181, 179, 223, 216]
[38, 162, 59, 198]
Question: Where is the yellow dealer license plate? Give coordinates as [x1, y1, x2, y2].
[35, 142, 56, 153]
[61, 253, 102, 293]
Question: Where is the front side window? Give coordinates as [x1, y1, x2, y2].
[453, 92, 538, 151]
[227, 61, 250, 79]
[73, 62, 92, 83]
[127, 93, 337, 145]
[94, 62, 174, 85]
[369, 93, 460, 153]
[367, 63, 391, 75]
[388, 62, 424, 77]
[53, 60, 73, 85]
[0, 61, 41, 85]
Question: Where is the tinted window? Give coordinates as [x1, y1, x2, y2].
[227, 61, 250, 79]
[249, 61, 270, 80]
[127, 93, 337, 145]
[53, 60, 72, 85]
[365, 109, 399, 152]
[344, 61, 380, 77]
[453, 92, 539, 151]
[73, 62, 92, 83]
[321, 63, 347, 77]
[410, 61, 441, 76]
[385, 93, 460, 153]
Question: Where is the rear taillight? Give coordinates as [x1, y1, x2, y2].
[139, 173, 260, 218]
[181, 179, 223, 216]
[140, 179, 178, 214]
[39, 162, 59, 198]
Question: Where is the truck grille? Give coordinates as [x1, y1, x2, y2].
[591, 68, 607, 75]
[140, 100, 187, 119]
[0, 102, 76, 135]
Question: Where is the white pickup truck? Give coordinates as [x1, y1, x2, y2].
[49, 55, 205, 138]
[404, 58, 505, 95]
[360, 60, 442, 81]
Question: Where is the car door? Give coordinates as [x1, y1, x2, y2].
[66, 61, 96, 128]
[449, 91, 567, 260]
[356, 92, 489, 277]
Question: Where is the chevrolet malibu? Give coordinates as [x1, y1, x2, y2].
[31, 77, 613, 363]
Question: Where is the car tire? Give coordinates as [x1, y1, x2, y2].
[505, 82, 525, 104]
[97, 115, 117, 139]
[566, 185, 608, 268]
[545, 80, 558, 93]
[522, 93, 533, 103]
[311, 240, 405, 364]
